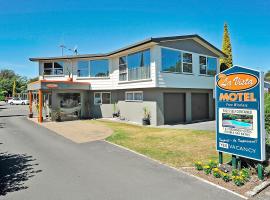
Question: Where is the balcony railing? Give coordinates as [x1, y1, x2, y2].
[128, 66, 150, 81]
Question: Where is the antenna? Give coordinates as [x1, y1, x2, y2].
[59, 44, 78, 56]
[59, 44, 66, 56]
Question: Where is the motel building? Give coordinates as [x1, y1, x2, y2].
[27, 34, 226, 125]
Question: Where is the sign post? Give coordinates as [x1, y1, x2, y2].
[215, 66, 266, 177]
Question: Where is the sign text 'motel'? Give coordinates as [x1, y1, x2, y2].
[216, 66, 266, 161]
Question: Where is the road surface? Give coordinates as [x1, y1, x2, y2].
[0, 102, 243, 200]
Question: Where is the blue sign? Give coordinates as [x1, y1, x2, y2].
[216, 66, 266, 161]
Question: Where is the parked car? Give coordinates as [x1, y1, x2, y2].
[8, 97, 29, 105]
[5, 97, 12, 103]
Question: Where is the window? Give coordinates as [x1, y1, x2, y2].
[94, 92, 111, 105]
[161, 48, 182, 72]
[77, 61, 89, 77]
[125, 91, 143, 101]
[44, 63, 53, 75]
[199, 56, 207, 74]
[119, 49, 151, 81]
[90, 60, 109, 77]
[182, 53, 192, 73]
[207, 57, 217, 76]
[119, 56, 127, 81]
[199, 56, 217, 76]
[127, 49, 150, 69]
[43, 62, 64, 75]
[77, 59, 109, 77]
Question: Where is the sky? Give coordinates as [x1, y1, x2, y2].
[0, 0, 270, 78]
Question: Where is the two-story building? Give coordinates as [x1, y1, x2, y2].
[28, 34, 226, 125]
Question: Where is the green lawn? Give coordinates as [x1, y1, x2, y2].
[88, 120, 230, 168]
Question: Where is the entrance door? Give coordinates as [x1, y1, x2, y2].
[164, 93, 185, 124]
[191, 93, 209, 121]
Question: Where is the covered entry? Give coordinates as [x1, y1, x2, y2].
[164, 93, 186, 124]
[27, 80, 90, 123]
[191, 93, 209, 121]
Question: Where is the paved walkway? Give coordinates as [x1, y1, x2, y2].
[29, 118, 113, 143]
[160, 120, 216, 131]
[0, 103, 242, 200]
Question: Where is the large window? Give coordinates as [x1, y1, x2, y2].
[161, 48, 181, 72]
[119, 49, 151, 81]
[125, 91, 143, 101]
[161, 48, 193, 73]
[94, 92, 111, 105]
[199, 56, 217, 76]
[77, 59, 109, 77]
[43, 61, 64, 75]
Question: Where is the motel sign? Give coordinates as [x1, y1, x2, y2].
[216, 66, 266, 161]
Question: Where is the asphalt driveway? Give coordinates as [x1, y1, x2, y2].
[0, 102, 242, 200]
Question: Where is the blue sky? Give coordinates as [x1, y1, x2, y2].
[0, 0, 270, 78]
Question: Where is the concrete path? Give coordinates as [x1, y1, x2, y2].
[160, 120, 216, 131]
[29, 118, 113, 143]
[0, 102, 242, 200]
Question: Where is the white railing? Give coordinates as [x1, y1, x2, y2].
[128, 66, 150, 81]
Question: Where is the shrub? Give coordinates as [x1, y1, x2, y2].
[203, 165, 211, 175]
[208, 160, 218, 169]
[222, 172, 231, 182]
[240, 168, 250, 181]
[232, 175, 245, 186]
[232, 169, 239, 176]
[212, 168, 222, 178]
[194, 161, 203, 171]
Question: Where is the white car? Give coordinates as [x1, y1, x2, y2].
[8, 98, 29, 105]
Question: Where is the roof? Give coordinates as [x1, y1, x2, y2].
[29, 34, 226, 61]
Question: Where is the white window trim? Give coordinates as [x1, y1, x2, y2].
[199, 55, 218, 76]
[94, 92, 111, 105]
[182, 52, 193, 74]
[160, 47, 193, 74]
[77, 59, 110, 78]
[43, 61, 65, 76]
[119, 56, 128, 81]
[125, 91, 143, 102]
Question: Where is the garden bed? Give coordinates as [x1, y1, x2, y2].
[183, 164, 263, 197]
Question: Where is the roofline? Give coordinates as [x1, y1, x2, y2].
[29, 34, 226, 61]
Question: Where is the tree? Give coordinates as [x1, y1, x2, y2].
[220, 23, 233, 71]
[265, 70, 270, 82]
[0, 69, 28, 97]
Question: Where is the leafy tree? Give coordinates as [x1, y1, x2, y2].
[265, 70, 270, 82]
[0, 69, 28, 97]
[220, 23, 233, 71]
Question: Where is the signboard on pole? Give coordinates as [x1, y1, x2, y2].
[216, 66, 265, 161]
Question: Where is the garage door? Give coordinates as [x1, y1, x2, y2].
[164, 93, 185, 124]
[192, 93, 209, 121]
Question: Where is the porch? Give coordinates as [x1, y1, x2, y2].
[27, 80, 91, 123]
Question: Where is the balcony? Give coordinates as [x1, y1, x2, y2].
[127, 66, 151, 81]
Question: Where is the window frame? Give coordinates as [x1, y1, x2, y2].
[125, 91, 143, 102]
[77, 59, 109, 78]
[43, 61, 65, 76]
[94, 92, 111, 105]
[199, 55, 218, 76]
[119, 56, 128, 81]
[160, 47, 193, 74]
[119, 49, 151, 82]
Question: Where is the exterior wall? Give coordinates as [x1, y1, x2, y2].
[88, 88, 214, 126]
[37, 40, 220, 91]
[155, 45, 220, 89]
[158, 39, 219, 57]
[72, 45, 158, 90]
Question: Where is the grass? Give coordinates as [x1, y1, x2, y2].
[88, 120, 230, 168]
